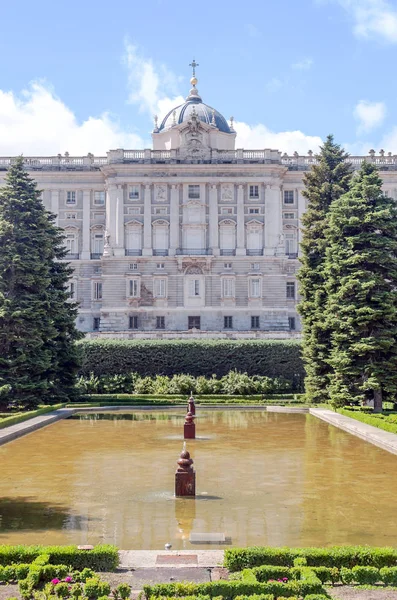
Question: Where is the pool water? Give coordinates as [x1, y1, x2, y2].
[0, 410, 396, 549]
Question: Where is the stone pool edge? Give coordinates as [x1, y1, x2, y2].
[310, 408, 397, 456]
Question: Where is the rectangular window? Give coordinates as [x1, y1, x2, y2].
[93, 281, 102, 300]
[65, 234, 76, 254]
[221, 207, 233, 215]
[286, 281, 296, 299]
[188, 279, 201, 296]
[154, 278, 166, 298]
[129, 279, 139, 297]
[129, 263, 138, 270]
[188, 184, 200, 199]
[251, 315, 260, 329]
[285, 234, 297, 256]
[128, 207, 140, 215]
[188, 316, 201, 329]
[249, 278, 261, 298]
[284, 190, 294, 204]
[249, 185, 259, 199]
[224, 316, 233, 329]
[68, 282, 75, 299]
[93, 317, 100, 331]
[66, 191, 76, 205]
[129, 316, 138, 329]
[94, 191, 105, 205]
[224, 262, 232, 270]
[156, 263, 165, 270]
[155, 207, 167, 215]
[288, 316, 296, 330]
[249, 208, 260, 214]
[251, 263, 260, 270]
[129, 185, 140, 199]
[222, 278, 235, 298]
[156, 316, 165, 329]
[66, 212, 77, 219]
[283, 212, 296, 219]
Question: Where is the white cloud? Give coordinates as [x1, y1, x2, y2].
[0, 82, 145, 155]
[353, 99, 386, 133]
[123, 41, 184, 119]
[291, 58, 314, 70]
[337, 0, 397, 43]
[234, 121, 323, 154]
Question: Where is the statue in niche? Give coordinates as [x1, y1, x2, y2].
[104, 229, 110, 246]
[222, 185, 233, 200]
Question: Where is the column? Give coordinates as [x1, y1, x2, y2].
[169, 184, 179, 255]
[209, 184, 219, 254]
[81, 189, 91, 259]
[297, 188, 305, 257]
[113, 185, 125, 256]
[236, 184, 245, 255]
[264, 184, 283, 256]
[106, 184, 117, 250]
[143, 184, 152, 255]
[51, 190, 59, 225]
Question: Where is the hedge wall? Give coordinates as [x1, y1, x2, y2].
[78, 339, 304, 388]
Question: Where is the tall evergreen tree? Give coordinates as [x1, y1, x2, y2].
[0, 157, 82, 409]
[324, 161, 397, 412]
[298, 135, 352, 402]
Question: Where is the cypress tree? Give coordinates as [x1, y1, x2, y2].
[324, 161, 397, 412]
[297, 135, 352, 403]
[0, 157, 82, 409]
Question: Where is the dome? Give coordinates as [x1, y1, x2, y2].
[159, 98, 232, 134]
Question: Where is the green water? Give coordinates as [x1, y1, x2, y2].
[0, 410, 396, 549]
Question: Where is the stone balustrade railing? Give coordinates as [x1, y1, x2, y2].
[1, 149, 397, 171]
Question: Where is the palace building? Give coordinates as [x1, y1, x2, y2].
[1, 63, 397, 339]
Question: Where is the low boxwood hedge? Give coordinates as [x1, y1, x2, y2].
[0, 545, 118, 571]
[224, 546, 397, 571]
[0, 405, 65, 430]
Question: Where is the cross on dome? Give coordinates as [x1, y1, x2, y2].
[189, 59, 199, 77]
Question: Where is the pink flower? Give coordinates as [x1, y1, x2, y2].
[64, 577, 73, 583]
[51, 579, 60, 585]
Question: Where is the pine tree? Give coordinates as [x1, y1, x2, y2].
[297, 135, 353, 403]
[0, 157, 82, 409]
[324, 161, 397, 412]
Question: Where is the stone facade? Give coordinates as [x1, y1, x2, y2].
[2, 77, 397, 339]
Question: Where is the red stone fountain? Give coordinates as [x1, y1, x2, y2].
[175, 443, 196, 497]
[184, 411, 196, 439]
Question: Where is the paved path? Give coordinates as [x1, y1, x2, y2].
[0, 408, 75, 447]
[310, 408, 397, 456]
[119, 550, 225, 568]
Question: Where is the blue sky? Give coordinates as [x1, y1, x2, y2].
[1, 0, 397, 155]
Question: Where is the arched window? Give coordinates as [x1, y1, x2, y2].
[125, 220, 143, 256]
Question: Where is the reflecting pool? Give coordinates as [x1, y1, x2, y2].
[0, 410, 396, 549]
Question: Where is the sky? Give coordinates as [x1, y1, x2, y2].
[1, 0, 397, 156]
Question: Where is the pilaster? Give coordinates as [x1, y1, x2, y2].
[209, 184, 219, 254]
[106, 184, 118, 251]
[81, 189, 91, 259]
[297, 188, 305, 257]
[51, 190, 59, 225]
[143, 184, 152, 255]
[169, 184, 179, 255]
[236, 184, 246, 255]
[264, 184, 283, 256]
[113, 184, 125, 256]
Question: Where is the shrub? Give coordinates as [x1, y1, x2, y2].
[54, 582, 70, 598]
[380, 566, 397, 586]
[78, 339, 304, 390]
[340, 568, 354, 584]
[84, 577, 111, 599]
[351, 565, 380, 585]
[114, 583, 132, 600]
[248, 566, 292, 582]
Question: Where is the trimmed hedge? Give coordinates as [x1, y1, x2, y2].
[224, 546, 397, 571]
[0, 405, 65, 430]
[78, 340, 304, 389]
[338, 409, 397, 435]
[0, 545, 118, 571]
